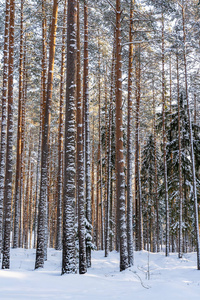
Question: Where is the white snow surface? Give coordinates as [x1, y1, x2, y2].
[0, 248, 200, 299]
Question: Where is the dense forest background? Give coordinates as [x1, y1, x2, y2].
[0, 0, 200, 274]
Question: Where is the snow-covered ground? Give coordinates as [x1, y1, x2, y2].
[0, 248, 200, 299]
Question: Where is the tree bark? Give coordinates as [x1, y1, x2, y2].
[84, 0, 92, 268]
[2, 0, 15, 269]
[13, 0, 24, 249]
[35, 0, 58, 269]
[181, 1, 200, 269]
[62, 0, 77, 275]
[176, 52, 183, 259]
[127, 0, 134, 266]
[0, 0, 9, 256]
[135, 44, 143, 251]
[161, 12, 169, 257]
[55, 0, 67, 251]
[115, 0, 128, 271]
[34, 0, 47, 250]
[153, 80, 159, 252]
[77, 0, 87, 274]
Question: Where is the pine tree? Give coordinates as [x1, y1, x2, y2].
[115, 0, 128, 272]
[0, 0, 9, 257]
[35, 0, 58, 269]
[13, 0, 24, 249]
[181, 0, 200, 269]
[127, 0, 134, 266]
[84, 0, 92, 269]
[77, 0, 87, 275]
[62, 0, 77, 275]
[2, 0, 15, 269]
[141, 134, 160, 252]
[55, 0, 67, 252]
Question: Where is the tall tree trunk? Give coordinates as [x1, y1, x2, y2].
[194, 94, 197, 126]
[34, 0, 47, 249]
[97, 39, 104, 251]
[115, 0, 128, 271]
[24, 141, 31, 249]
[135, 44, 143, 251]
[33, 124, 42, 249]
[169, 55, 175, 253]
[91, 115, 95, 241]
[84, 0, 92, 268]
[19, 45, 26, 248]
[181, 1, 200, 269]
[13, 0, 24, 248]
[0, 0, 9, 256]
[2, 0, 15, 269]
[109, 42, 115, 253]
[96, 155, 99, 250]
[105, 67, 111, 258]
[161, 11, 169, 257]
[153, 80, 159, 252]
[127, 0, 134, 266]
[77, 0, 87, 274]
[29, 161, 34, 249]
[62, 0, 77, 275]
[55, 0, 66, 251]
[35, 0, 58, 269]
[176, 52, 183, 259]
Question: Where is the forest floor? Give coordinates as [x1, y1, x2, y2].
[0, 248, 199, 299]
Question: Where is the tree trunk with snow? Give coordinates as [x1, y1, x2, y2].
[19, 47, 26, 248]
[127, 0, 134, 266]
[152, 79, 159, 252]
[13, 0, 24, 249]
[181, 1, 200, 269]
[55, 0, 66, 251]
[135, 44, 143, 251]
[77, 0, 87, 274]
[34, 0, 47, 249]
[161, 12, 169, 257]
[35, 0, 58, 269]
[0, 0, 9, 257]
[62, 0, 77, 275]
[105, 69, 111, 258]
[176, 52, 183, 259]
[2, 0, 15, 269]
[115, 0, 128, 271]
[84, 0, 92, 268]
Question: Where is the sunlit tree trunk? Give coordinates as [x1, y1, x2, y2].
[35, 0, 58, 269]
